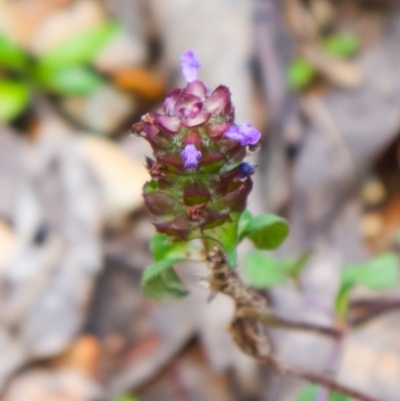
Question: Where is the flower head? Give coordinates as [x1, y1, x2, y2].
[181, 50, 201, 83]
[181, 144, 202, 169]
[224, 123, 261, 146]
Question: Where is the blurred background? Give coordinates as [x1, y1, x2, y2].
[1, 0, 400, 400]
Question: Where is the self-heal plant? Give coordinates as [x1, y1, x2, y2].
[132, 51, 384, 401]
[132, 49, 264, 272]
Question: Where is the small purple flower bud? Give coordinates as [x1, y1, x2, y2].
[181, 50, 201, 83]
[181, 144, 202, 169]
[224, 123, 261, 146]
[239, 162, 257, 178]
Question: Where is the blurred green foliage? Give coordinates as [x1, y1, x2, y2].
[323, 33, 359, 58]
[335, 252, 399, 319]
[0, 22, 119, 123]
[287, 32, 359, 90]
[0, 80, 30, 123]
[296, 384, 350, 401]
[243, 250, 312, 289]
[287, 58, 315, 90]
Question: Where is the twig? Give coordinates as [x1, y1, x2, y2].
[238, 307, 343, 339]
[278, 362, 382, 401]
[348, 298, 400, 327]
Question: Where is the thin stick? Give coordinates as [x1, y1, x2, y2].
[255, 355, 383, 401]
[238, 307, 343, 339]
[282, 365, 382, 401]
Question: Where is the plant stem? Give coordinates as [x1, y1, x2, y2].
[348, 298, 400, 326]
[205, 247, 385, 401]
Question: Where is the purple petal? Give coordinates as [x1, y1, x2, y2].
[174, 92, 203, 118]
[153, 113, 181, 132]
[203, 85, 231, 115]
[223, 123, 261, 146]
[181, 111, 211, 127]
[239, 162, 257, 178]
[181, 50, 201, 83]
[181, 144, 202, 169]
[186, 80, 206, 100]
[163, 88, 182, 115]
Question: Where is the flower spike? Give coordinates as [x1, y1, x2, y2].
[136, 50, 262, 240]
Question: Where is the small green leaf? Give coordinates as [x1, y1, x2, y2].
[0, 32, 28, 71]
[38, 22, 119, 70]
[296, 384, 318, 401]
[141, 258, 188, 301]
[238, 210, 254, 242]
[150, 233, 204, 262]
[0, 80, 30, 123]
[244, 251, 286, 289]
[335, 252, 399, 318]
[343, 252, 399, 290]
[37, 66, 103, 95]
[241, 213, 289, 250]
[287, 58, 315, 89]
[323, 33, 359, 58]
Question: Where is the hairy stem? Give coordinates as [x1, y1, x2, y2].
[205, 247, 385, 401]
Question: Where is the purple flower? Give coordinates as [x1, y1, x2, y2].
[181, 144, 202, 169]
[223, 123, 261, 146]
[239, 162, 257, 178]
[181, 50, 201, 83]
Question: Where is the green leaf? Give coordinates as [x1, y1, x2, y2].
[335, 252, 399, 318]
[37, 66, 103, 95]
[241, 213, 289, 250]
[238, 210, 254, 242]
[243, 251, 286, 289]
[38, 22, 119, 70]
[150, 232, 204, 262]
[343, 252, 399, 290]
[296, 384, 318, 401]
[0, 32, 28, 71]
[323, 33, 359, 58]
[287, 58, 315, 89]
[0, 80, 30, 123]
[141, 258, 188, 301]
